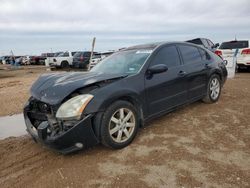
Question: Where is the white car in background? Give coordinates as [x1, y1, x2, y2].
[215, 40, 250, 71]
[45, 52, 63, 67]
[89, 51, 114, 69]
[49, 51, 77, 68]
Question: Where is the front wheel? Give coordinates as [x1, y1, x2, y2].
[202, 74, 222, 103]
[100, 101, 139, 149]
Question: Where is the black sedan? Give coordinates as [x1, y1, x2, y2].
[24, 42, 227, 154]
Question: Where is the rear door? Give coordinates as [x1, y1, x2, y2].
[177, 44, 208, 100]
[145, 45, 188, 117]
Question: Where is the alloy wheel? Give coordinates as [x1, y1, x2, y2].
[210, 78, 220, 100]
[109, 108, 136, 143]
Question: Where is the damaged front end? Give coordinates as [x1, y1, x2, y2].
[24, 97, 99, 154]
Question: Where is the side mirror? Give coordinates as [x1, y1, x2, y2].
[223, 60, 228, 66]
[147, 64, 168, 75]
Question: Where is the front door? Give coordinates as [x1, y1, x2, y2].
[145, 45, 188, 117]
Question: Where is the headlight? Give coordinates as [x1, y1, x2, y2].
[56, 94, 94, 120]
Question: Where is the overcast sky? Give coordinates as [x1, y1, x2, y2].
[0, 0, 250, 55]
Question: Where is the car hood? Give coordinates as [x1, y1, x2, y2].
[31, 71, 126, 105]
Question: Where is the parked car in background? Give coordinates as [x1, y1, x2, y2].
[40, 53, 54, 65]
[89, 53, 101, 69]
[89, 51, 114, 69]
[24, 41, 227, 154]
[45, 52, 63, 67]
[14, 57, 22, 65]
[30, 53, 54, 65]
[50, 51, 78, 68]
[215, 40, 250, 71]
[21, 56, 31, 65]
[187, 38, 219, 52]
[72, 51, 96, 69]
[0, 56, 4, 64]
[1, 56, 11, 64]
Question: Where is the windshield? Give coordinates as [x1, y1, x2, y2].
[219, 41, 249, 49]
[91, 49, 152, 75]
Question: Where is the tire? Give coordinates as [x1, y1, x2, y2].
[61, 61, 69, 68]
[202, 74, 222, 104]
[100, 100, 139, 149]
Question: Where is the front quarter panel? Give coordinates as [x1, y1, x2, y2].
[84, 74, 146, 115]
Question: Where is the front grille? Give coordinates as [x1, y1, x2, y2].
[27, 98, 55, 128]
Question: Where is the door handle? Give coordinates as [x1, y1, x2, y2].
[178, 71, 187, 77]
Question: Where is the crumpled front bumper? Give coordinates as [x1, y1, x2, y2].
[24, 107, 99, 154]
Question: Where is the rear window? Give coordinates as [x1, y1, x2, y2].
[187, 39, 203, 45]
[219, 41, 249, 49]
[179, 45, 202, 64]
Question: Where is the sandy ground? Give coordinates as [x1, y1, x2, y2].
[0, 65, 47, 116]
[0, 66, 250, 187]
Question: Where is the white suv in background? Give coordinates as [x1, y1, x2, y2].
[50, 51, 77, 68]
[215, 40, 250, 70]
[89, 51, 114, 69]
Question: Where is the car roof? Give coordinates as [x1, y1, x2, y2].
[123, 41, 201, 51]
[124, 42, 163, 51]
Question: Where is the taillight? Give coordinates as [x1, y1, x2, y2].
[215, 50, 222, 56]
[241, 48, 250, 55]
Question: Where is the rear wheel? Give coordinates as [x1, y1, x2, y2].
[100, 101, 139, 149]
[202, 74, 221, 103]
[61, 61, 69, 68]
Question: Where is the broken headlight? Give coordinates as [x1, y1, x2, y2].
[56, 94, 93, 120]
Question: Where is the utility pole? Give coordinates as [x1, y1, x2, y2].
[89, 37, 96, 71]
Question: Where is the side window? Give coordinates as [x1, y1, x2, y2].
[64, 52, 69, 57]
[151, 46, 181, 68]
[179, 45, 202, 64]
[198, 48, 211, 61]
[201, 39, 209, 48]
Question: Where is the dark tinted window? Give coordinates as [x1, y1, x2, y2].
[198, 48, 211, 60]
[219, 41, 249, 49]
[187, 39, 203, 45]
[179, 45, 202, 64]
[151, 46, 181, 68]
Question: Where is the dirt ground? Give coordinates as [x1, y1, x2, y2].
[0, 65, 47, 116]
[0, 66, 250, 188]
